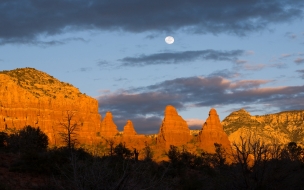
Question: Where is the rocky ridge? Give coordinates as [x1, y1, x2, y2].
[222, 109, 304, 146]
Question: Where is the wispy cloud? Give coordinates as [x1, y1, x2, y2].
[79, 67, 92, 72]
[285, 32, 297, 39]
[1, 1, 303, 44]
[97, 60, 109, 67]
[280, 53, 293, 59]
[243, 64, 267, 71]
[186, 118, 205, 129]
[296, 70, 304, 79]
[235, 59, 248, 64]
[245, 51, 255, 55]
[119, 50, 244, 66]
[294, 58, 304, 64]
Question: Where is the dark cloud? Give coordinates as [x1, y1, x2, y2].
[110, 115, 162, 134]
[98, 91, 184, 117]
[119, 50, 244, 66]
[97, 76, 304, 133]
[296, 69, 304, 79]
[295, 58, 304, 64]
[1, 0, 303, 44]
[208, 69, 241, 78]
[0, 37, 87, 47]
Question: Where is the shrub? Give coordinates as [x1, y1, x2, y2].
[114, 143, 132, 159]
[0, 132, 8, 148]
[7, 125, 48, 153]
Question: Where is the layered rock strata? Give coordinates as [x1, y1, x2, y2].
[100, 111, 119, 137]
[0, 68, 101, 145]
[157, 105, 190, 148]
[198, 108, 231, 153]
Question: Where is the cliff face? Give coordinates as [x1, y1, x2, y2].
[0, 68, 102, 145]
[157, 105, 190, 149]
[222, 109, 304, 145]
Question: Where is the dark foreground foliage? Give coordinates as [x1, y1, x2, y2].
[0, 127, 304, 189]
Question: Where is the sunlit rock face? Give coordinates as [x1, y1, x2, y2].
[0, 68, 101, 145]
[123, 120, 137, 136]
[100, 111, 119, 137]
[222, 109, 304, 146]
[157, 105, 190, 149]
[198, 108, 231, 153]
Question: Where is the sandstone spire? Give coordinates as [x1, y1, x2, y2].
[198, 108, 231, 153]
[123, 120, 137, 136]
[157, 105, 190, 148]
[100, 111, 119, 137]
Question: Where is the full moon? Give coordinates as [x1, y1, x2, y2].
[165, 36, 174, 44]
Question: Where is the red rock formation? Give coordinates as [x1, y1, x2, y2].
[157, 105, 190, 148]
[100, 111, 119, 137]
[198, 108, 231, 153]
[0, 68, 101, 145]
[123, 120, 137, 136]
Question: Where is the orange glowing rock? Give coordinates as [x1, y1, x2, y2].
[0, 68, 101, 145]
[157, 105, 190, 148]
[123, 120, 137, 136]
[100, 111, 119, 137]
[198, 108, 231, 153]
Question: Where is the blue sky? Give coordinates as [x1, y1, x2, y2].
[1, 0, 304, 134]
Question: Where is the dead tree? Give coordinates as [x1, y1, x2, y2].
[105, 139, 115, 156]
[59, 110, 79, 149]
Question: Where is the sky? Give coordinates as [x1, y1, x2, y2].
[1, 0, 304, 134]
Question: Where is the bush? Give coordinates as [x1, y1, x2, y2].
[113, 143, 132, 159]
[0, 132, 8, 148]
[7, 125, 48, 153]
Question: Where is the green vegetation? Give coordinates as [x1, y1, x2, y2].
[0, 67, 84, 99]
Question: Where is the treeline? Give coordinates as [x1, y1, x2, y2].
[0, 126, 304, 189]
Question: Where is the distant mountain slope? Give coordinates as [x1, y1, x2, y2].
[222, 109, 304, 145]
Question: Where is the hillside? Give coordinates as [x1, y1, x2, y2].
[222, 109, 304, 145]
[0, 67, 82, 99]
